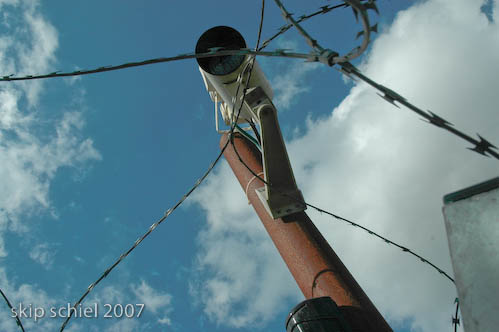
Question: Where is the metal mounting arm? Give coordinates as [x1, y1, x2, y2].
[244, 87, 306, 219]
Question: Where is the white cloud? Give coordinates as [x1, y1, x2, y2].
[17, 1, 58, 107]
[272, 62, 320, 110]
[80, 281, 173, 330]
[104, 319, 140, 332]
[189, 162, 302, 328]
[263, 38, 321, 111]
[0, 2, 100, 330]
[73, 256, 84, 264]
[0, 109, 101, 236]
[29, 242, 56, 269]
[131, 279, 173, 325]
[0, 267, 61, 332]
[0, 0, 101, 257]
[89, 285, 126, 306]
[190, 0, 498, 331]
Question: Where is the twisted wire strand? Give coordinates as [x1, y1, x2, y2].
[0, 2, 350, 82]
[0, 49, 309, 82]
[59, 1, 266, 330]
[229, 133, 455, 284]
[272, 0, 377, 64]
[0, 288, 25, 332]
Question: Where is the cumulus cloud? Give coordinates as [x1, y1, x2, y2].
[0, 267, 60, 331]
[271, 61, 320, 110]
[0, 2, 101, 330]
[190, 0, 498, 331]
[104, 319, 140, 332]
[131, 280, 173, 325]
[263, 39, 321, 111]
[82, 280, 173, 330]
[189, 162, 302, 328]
[29, 242, 56, 269]
[0, 0, 101, 256]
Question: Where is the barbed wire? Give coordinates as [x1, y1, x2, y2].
[338, 61, 499, 159]
[229, 133, 455, 284]
[0, 2, 349, 82]
[0, 288, 25, 332]
[258, 3, 349, 51]
[230, 131, 463, 330]
[0, 1, 476, 328]
[273, 0, 378, 64]
[243, 3, 470, 328]
[268, 0, 497, 159]
[0, 49, 303, 82]
[0, 1, 365, 82]
[229, 133, 460, 330]
[305, 201, 456, 283]
[452, 298, 460, 332]
[58, 0, 267, 330]
[59, 149, 225, 332]
[1, 5, 494, 160]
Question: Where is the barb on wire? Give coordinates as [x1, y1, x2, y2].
[59, 1, 266, 330]
[304, 201, 455, 283]
[0, 288, 25, 332]
[339, 61, 499, 160]
[258, 2, 349, 51]
[272, 0, 379, 65]
[452, 298, 460, 332]
[229, 133, 455, 284]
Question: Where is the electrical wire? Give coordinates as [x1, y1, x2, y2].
[59, 1, 266, 331]
[0, 288, 25, 332]
[235, 123, 261, 150]
[249, 119, 262, 145]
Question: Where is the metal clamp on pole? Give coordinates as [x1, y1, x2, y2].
[244, 86, 306, 219]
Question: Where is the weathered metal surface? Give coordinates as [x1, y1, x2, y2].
[221, 133, 392, 332]
[443, 177, 499, 332]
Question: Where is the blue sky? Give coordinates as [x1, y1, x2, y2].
[0, 1, 497, 331]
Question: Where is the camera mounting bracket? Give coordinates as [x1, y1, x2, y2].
[244, 86, 306, 219]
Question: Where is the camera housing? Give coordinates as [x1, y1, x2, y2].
[196, 26, 273, 126]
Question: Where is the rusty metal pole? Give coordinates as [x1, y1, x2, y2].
[221, 133, 392, 332]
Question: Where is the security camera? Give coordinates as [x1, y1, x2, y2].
[196, 26, 306, 219]
[195, 26, 273, 129]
